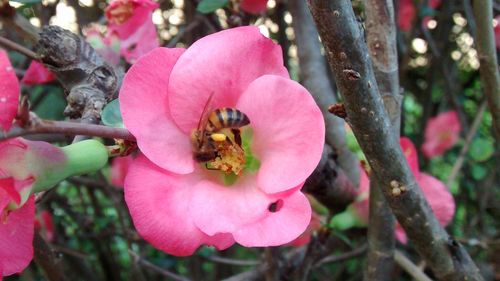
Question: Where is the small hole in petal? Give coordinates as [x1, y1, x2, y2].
[268, 199, 284, 213]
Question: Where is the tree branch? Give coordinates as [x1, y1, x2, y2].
[0, 35, 39, 60]
[363, 0, 400, 279]
[471, 0, 500, 141]
[288, 0, 360, 185]
[1, 119, 135, 141]
[307, 1, 484, 280]
[394, 250, 433, 281]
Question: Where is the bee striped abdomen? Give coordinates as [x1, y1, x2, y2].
[207, 108, 250, 132]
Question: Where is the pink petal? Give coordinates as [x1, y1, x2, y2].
[119, 48, 195, 174]
[400, 137, 420, 175]
[0, 178, 20, 206]
[237, 75, 324, 193]
[0, 50, 19, 132]
[288, 211, 322, 247]
[495, 16, 500, 49]
[124, 155, 234, 256]
[21, 61, 55, 85]
[191, 176, 311, 247]
[422, 111, 461, 158]
[397, 0, 415, 31]
[418, 173, 455, 226]
[240, 0, 268, 14]
[106, 0, 158, 40]
[168, 26, 288, 133]
[0, 196, 34, 277]
[119, 20, 159, 64]
[110, 156, 134, 187]
[396, 173, 455, 244]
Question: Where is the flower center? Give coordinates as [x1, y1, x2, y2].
[108, 2, 134, 25]
[190, 108, 259, 178]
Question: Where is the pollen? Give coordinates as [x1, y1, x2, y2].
[208, 140, 245, 176]
[210, 133, 227, 142]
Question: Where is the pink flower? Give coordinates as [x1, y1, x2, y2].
[398, 0, 441, 32]
[0, 138, 65, 278]
[35, 210, 55, 242]
[110, 155, 134, 187]
[240, 0, 268, 15]
[105, 0, 159, 64]
[83, 25, 121, 66]
[119, 27, 325, 256]
[354, 137, 455, 244]
[421, 110, 461, 158]
[288, 211, 322, 247]
[0, 196, 34, 279]
[21, 61, 55, 85]
[495, 16, 500, 49]
[0, 50, 19, 132]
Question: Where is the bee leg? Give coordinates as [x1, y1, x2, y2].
[232, 129, 242, 147]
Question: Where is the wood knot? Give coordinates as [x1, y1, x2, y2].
[328, 103, 347, 119]
[343, 69, 361, 81]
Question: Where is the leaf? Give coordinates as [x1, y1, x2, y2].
[196, 0, 228, 14]
[11, 0, 42, 4]
[101, 99, 124, 128]
[471, 165, 487, 180]
[468, 138, 494, 162]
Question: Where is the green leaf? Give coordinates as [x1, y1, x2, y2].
[196, 0, 228, 13]
[11, 0, 42, 4]
[468, 138, 494, 162]
[471, 165, 487, 180]
[101, 99, 124, 128]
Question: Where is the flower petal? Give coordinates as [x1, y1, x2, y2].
[422, 110, 461, 158]
[168, 26, 289, 133]
[0, 50, 19, 132]
[237, 75, 325, 193]
[191, 176, 311, 246]
[119, 20, 159, 64]
[21, 61, 55, 85]
[119, 47, 195, 174]
[400, 137, 420, 175]
[124, 155, 234, 256]
[396, 173, 455, 244]
[106, 0, 158, 39]
[240, 0, 268, 14]
[0, 196, 34, 277]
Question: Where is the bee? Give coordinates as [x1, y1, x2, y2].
[191, 95, 250, 163]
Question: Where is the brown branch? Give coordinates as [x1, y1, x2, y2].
[363, 0, 400, 279]
[129, 250, 192, 281]
[472, 0, 500, 141]
[394, 250, 433, 281]
[203, 255, 260, 266]
[315, 243, 367, 266]
[302, 144, 358, 214]
[447, 100, 488, 186]
[0, 36, 39, 60]
[288, 0, 360, 184]
[1, 120, 135, 141]
[34, 26, 122, 140]
[307, 1, 484, 280]
[33, 231, 68, 281]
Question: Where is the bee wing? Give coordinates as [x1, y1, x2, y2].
[196, 92, 215, 146]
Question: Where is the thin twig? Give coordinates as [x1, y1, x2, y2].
[447, 101, 488, 186]
[394, 250, 433, 281]
[0, 36, 39, 60]
[128, 250, 192, 281]
[472, 0, 500, 141]
[203, 255, 260, 266]
[315, 244, 368, 267]
[1, 120, 135, 141]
